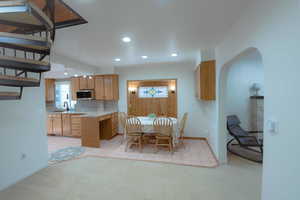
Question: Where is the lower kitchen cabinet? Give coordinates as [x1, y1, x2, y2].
[47, 114, 62, 136]
[71, 115, 82, 137]
[62, 114, 72, 137]
[48, 113, 83, 137]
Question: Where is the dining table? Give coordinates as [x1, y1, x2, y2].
[137, 116, 179, 145]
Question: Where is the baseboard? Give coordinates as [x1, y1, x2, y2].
[204, 140, 220, 166]
[183, 137, 206, 140]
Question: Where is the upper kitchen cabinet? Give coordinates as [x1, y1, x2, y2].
[95, 76, 105, 100]
[195, 60, 216, 101]
[45, 79, 55, 102]
[95, 75, 119, 101]
[71, 77, 80, 100]
[79, 77, 95, 90]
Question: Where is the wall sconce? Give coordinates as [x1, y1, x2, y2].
[170, 86, 176, 94]
[128, 87, 137, 94]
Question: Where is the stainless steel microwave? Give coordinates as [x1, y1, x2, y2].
[76, 90, 95, 100]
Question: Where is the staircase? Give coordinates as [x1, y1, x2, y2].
[0, 0, 55, 100]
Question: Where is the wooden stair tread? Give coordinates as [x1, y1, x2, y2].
[0, 74, 40, 87]
[0, 91, 21, 100]
[0, 1, 53, 29]
[0, 91, 19, 96]
[0, 32, 50, 42]
[0, 55, 48, 65]
[0, 75, 39, 82]
[0, 55, 50, 72]
[0, 32, 52, 53]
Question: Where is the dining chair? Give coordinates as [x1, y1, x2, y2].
[125, 117, 143, 152]
[177, 113, 188, 149]
[119, 112, 127, 144]
[153, 117, 174, 153]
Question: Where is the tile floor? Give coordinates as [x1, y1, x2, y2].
[48, 135, 218, 167]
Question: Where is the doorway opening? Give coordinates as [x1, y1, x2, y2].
[219, 48, 264, 163]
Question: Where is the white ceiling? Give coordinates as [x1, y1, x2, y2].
[53, 0, 247, 68]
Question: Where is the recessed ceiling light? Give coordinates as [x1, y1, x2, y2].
[122, 37, 131, 43]
[115, 58, 121, 62]
[171, 53, 178, 57]
[142, 56, 148, 59]
[64, 72, 68, 76]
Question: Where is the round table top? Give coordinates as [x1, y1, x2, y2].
[137, 117, 177, 125]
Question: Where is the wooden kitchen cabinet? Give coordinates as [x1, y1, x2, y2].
[79, 77, 95, 90]
[47, 115, 53, 134]
[45, 79, 55, 102]
[62, 114, 71, 137]
[104, 76, 114, 100]
[47, 114, 62, 136]
[52, 114, 63, 136]
[71, 77, 80, 100]
[71, 115, 82, 137]
[95, 76, 105, 100]
[195, 60, 216, 101]
[71, 74, 119, 101]
[95, 75, 119, 101]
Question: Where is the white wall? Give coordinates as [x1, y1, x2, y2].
[215, 0, 300, 199]
[225, 49, 264, 130]
[0, 79, 48, 191]
[45, 52, 115, 79]
[116, 61, 216, 139]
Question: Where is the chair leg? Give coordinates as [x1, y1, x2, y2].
[155, 138, 159, 153]
[169, 138, 173, 153]
[121, 133, 126, 144]
[139, 136, 143, 153]
[125, 138, 130, 152]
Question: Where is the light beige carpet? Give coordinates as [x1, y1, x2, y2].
[0, 155, 262, 200]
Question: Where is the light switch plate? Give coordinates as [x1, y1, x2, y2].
[266, 119, 279, 135]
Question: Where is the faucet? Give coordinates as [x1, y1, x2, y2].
[63, 101, 70, 111]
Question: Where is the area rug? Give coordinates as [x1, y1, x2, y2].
[48, 136, 219, 168]
[48, 146, 85, 165]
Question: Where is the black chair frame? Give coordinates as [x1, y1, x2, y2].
[227, 115, 263, 163]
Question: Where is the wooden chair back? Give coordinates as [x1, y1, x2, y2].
[179, 113, 188, 138]
[153, 117, 173, 136]
[126, 117, 142, 134]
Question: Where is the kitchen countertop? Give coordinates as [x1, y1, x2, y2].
[47, 110, 117, 118]
[79, 111, 116, 118]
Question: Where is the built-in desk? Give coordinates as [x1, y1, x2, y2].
[81, 112, 118, 148]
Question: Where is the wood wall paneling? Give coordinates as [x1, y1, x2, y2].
[127, 79, 177, 117]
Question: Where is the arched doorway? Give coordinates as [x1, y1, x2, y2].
[218, 47, 264, 163]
